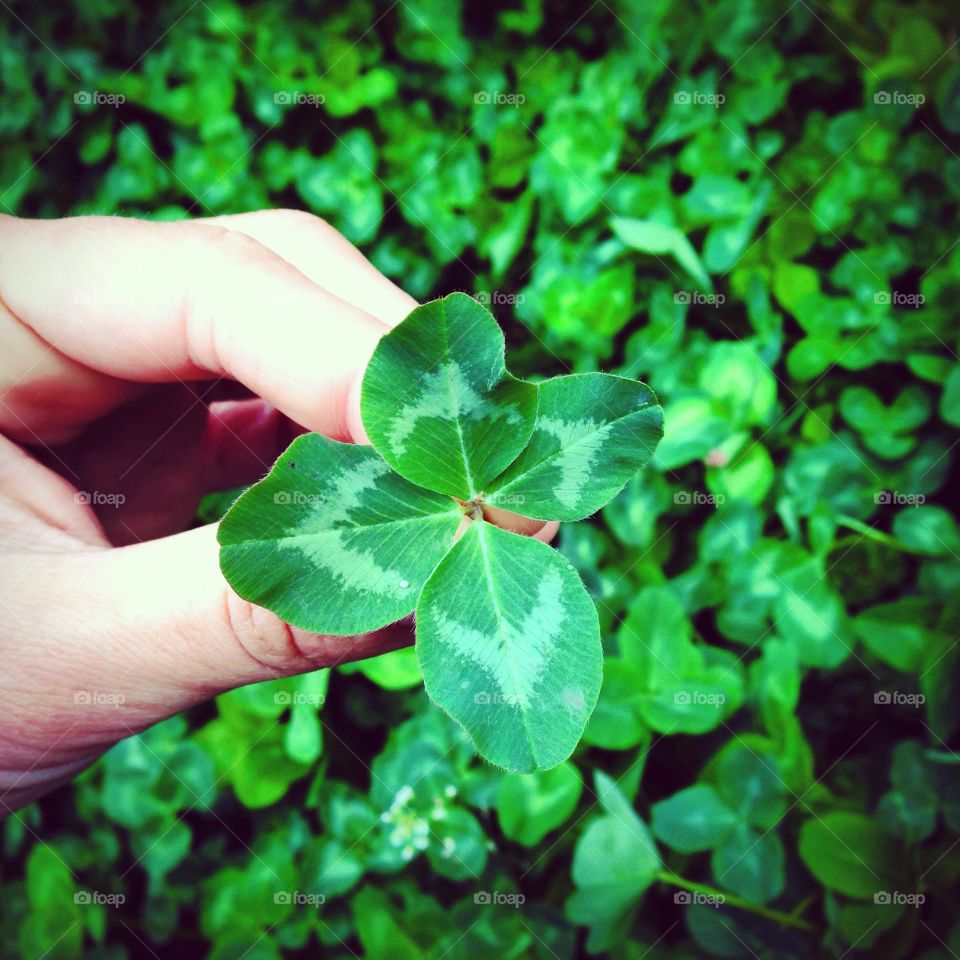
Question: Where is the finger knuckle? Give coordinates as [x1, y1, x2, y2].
[194, 223, 267, 269]
[269, 208, 331, 233]
[221, 589, 321, 674]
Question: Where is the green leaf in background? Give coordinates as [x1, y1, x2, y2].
[618, 586, 742, 734]
[362, 292, 538, 499]
[341, 646, 423, 689]
[567, 773, 660, 944]
[487, 374, 663, 520]
[196, 692, 311, 807]
[218, 434, 462, 634]
[853, 597, 937, 672]
[352, 889, 421, 960]
[295, 129, 384, 244]
[497, 761, 583, 846]
[416, 521, 602, 772]
[893, 505, 960, 557]
[651, 784, 738, 852]
[20, 846, 84, 960]
[611, 216, 712, 291]
[798, 813, 901, 899]
[712, 822, 786, 904]
[940, 365, 960, 425]
[713, 745, 787, 830]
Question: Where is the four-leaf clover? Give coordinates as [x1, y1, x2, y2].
[218, 293, 663, 771]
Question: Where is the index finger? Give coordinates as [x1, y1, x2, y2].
[0, 214, 405, 440]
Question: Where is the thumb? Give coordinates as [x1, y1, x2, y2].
[21, 525, 411, 746]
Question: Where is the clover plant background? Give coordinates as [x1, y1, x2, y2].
[218, 292, 664, 772]
[4, 1, 960, 958]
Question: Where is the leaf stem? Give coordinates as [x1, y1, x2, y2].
[655, 870, 817, 932]
[833, 514, 925, 556]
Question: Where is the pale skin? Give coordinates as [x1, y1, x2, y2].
[0, 209, 557, 812]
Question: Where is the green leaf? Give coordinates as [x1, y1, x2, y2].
[361, 293, 538, 498]
[486, 373, 663, 520]
[582, 658, 648, 750]
[853, 598, 936, 673]
[497, 761, 584, 845]
[218, 434, 462, 634]
[943, 367, 960, 426]
[342, 646, 423, 689]
[567, 776, 660, 927]
[651, 785, 738, 852]
[711, 823, 785, 905]
[893, 505, 960, 557]
[353, 889, 421, 960]
[798, 813, 901, 899]
[922, 634, 960, 743]
[426, 807, 489, 880]
[303, 837, 364, 898]
[416, 520, 602, 772]
[22, 846, 84, 960]
[714, 745, 787, 830]
[619, 586, 742, 734]
[611, 217, 712, 291]
[295, 130, 384, 244]
[284, 703, 323, 765]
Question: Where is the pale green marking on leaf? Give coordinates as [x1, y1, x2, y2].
[387, 361, 513, 460]
[427, 565, 566, 709]
[416, 521, 602, 772]
[361, 293, 537, 498]
[536, 415, 608, 509]
[283, 528, 414, 602]
[218, 434, 462, 635]
[286, 455, 391, 527]
[487, 373, 663, 521]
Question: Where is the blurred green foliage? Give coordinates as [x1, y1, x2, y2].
[2, 0, 960, 957]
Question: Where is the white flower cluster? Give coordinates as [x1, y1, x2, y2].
[380, 784, 459, 861]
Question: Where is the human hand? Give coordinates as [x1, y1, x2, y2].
[0, 210, 556, 812]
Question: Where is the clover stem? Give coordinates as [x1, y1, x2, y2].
[833, 514, 925, 556]
[463, 497, 485, 521]
[655, 871, 817, 932]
